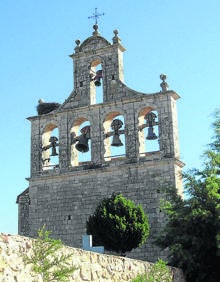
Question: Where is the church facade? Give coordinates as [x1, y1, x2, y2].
[17, 25, 184, 261]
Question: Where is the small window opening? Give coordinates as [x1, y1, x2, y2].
[104, 113, 126, 161]
[71, 119, 91, 166]
[90, 60, 103, 104]
[42, 126, 59, 170]
[139, 110, 159, 155]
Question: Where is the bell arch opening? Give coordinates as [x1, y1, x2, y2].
[70, 118, 91, 166]
[138, 108, 159, 155]
[90, 59, 103, 104]
[103, 111, 126, 161]
[41, 124, 59, 170]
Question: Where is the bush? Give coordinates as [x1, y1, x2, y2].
[132, 259, 172, 282]
[86, 193, 149, 255]
[23, 225, 77, 282]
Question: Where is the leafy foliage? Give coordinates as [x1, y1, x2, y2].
[156, 110, 220, 282]
[23, 225, 77, 282]
[86, 193, 149, 254]
[132, 259, 172, 282]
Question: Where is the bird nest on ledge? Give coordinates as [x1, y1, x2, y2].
[37, 102, 60, 115]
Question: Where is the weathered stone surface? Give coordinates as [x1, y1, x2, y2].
[17, 26, 184, 262]
[0, 234, 185, 282]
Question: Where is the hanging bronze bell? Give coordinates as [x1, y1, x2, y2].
[75, 135, 89, 153]
[94, 70, 102, 86]
[50, 146, 58, 156]
[146, 127, 157, 140]
[94, 79, 101, 86]
[49, 136, 59, 156]
[111, 133, 123, 146]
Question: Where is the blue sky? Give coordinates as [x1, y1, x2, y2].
[0, 0, 219, 234]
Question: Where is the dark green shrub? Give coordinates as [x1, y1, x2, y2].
[86, 193, 149, 255]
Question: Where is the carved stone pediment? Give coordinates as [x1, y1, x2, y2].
[79, 36, 111, 53]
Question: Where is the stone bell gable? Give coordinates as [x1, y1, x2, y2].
[17, 25, 184, 262]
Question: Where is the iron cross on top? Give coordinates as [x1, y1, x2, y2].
[88, 8, 104, 24]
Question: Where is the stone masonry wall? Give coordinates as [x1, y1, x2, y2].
[0, 233, 185, 282]
[28, 157, 178, 262]
[17, 27, 184, 265]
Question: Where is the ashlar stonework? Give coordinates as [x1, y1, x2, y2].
[17, 25, 184, 262]
[0, 233, 185, 281]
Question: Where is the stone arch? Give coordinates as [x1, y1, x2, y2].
[103, 111, 126, 161]
[41, 123, 59, 170]
[70, 117, 91, 166]
[138, 107, 159, 155]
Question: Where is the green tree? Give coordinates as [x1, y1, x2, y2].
[132, 259, 172, 282]
[86, 193, 149, 255]
[23, 225, 77, 282]
[156, 110, 220, 282]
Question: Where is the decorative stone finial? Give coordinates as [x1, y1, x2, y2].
[160, 74, 169, 92]
[74, 39, 81, 53]
[93, 24, 100, 36]
[112, 29, 121, 44]
[75, 39, 80, 46]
